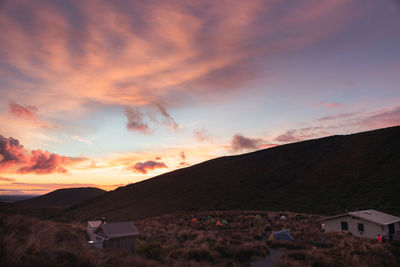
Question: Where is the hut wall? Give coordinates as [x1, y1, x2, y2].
[104, 236, 136, 251]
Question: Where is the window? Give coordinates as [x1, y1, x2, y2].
[341, 221, 348, 231]
[358, 223, 364, 232]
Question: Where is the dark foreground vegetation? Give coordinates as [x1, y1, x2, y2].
[1, 210, 399, 266]
[65, 126, 400, 221]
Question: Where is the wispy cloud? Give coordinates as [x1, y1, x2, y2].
[0, 176, 15, 182]
[71, 135, 92, 144]
[8, 101, 38, 119]
[274, 127, 328, 143]
[125, 106, 152, 134]
[0, 0, 355, 120]
[193, 129, 212, 142]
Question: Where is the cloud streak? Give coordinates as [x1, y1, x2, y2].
[8, 101, 38, 119]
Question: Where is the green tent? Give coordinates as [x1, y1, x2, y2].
[221, 219, 228, 224]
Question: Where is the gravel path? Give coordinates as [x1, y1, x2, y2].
[250, 248, 286, 267]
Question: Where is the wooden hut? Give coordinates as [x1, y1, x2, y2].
[87, 220, 140, 251]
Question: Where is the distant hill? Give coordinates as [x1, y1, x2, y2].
[0, 195, 38, 203]
[64, 126, 400, 221]
[16, 187, 106, 209]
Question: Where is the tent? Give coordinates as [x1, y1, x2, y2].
[268, 230, 294, 241]
[216, 220, 223, 226]
[191, 218, 199, 223]
[221, 219, 228, 225]
[255, 214, 262, 219]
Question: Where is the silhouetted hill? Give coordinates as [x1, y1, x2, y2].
[0, 195, 38, 203]
[65, 126, 400, 221]
[16, 187, 106, 208]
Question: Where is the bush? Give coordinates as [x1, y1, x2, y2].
[136, 241, 164, 261]
[287, 251, 307, 261]
[185, 249, 213, 262]
[214, 245, 233, 258]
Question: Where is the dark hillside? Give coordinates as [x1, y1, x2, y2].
[65, 126, 400, 221]
[16, 187, 106, 209]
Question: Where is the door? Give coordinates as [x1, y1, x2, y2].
[389, 223, 395, 235]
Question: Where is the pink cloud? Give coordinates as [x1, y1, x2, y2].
[193, 129, 212, 142]
[310, 101, 343, 109]
[0, 135, 29, 171]
[231, 134, 263, 152]
[125, 107, 152, 134]
[275, 127, 329, 143]
[128, 160, 167, 174]
[0, 135, 85, 174]
[358, 106, 400, 129]
[154, 102, 179, 131]
[8, 101, 38, 119]
[326, 102, 342, 108]
[17, 150, 69, 174]
[0, 0, 360, 118]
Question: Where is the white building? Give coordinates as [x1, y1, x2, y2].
[320, 209, 400, 239]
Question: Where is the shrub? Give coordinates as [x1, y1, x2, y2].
[185, 249, 213, 262]
[287, 251, 307, 261]
[136, 241, 164, 261]
[214, 245, 233, 258]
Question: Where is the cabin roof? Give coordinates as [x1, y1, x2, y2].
[96, 221, 140, 238]
[88, 220, 102, 228]
[348, 210, 400, 225]
[321, 210, 400, 225]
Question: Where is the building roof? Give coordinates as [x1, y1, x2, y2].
[88, 220, 102, 228]
[348, 210, 400, 225]
[321, 210, 400, 225]
[97, 221, 140, 238]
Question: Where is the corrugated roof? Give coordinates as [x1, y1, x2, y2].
[99, 222, 140, 238]
[348, 210, 400, 225]
[321, 210, 400, 225]
[88, 220, 102, 228]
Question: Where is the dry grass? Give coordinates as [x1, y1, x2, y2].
[0, 210, 399, 266]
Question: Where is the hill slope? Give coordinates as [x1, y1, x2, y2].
[66, 126, 400, 221]
[16, 187, 106, 208]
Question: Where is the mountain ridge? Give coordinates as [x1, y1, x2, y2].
[63, 126, 400, 221]
[16, 187, 107, 209]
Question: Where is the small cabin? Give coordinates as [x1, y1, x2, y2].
[321, 210, 400, 239]
[87, 220, 140, 251]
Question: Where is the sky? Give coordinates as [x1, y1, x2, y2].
[0, 0, 399, 195]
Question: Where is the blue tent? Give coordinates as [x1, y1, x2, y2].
[269, 230, 294, 241]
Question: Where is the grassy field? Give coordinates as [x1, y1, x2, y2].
[0, 210, 399, 266]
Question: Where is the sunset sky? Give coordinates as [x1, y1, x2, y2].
[1, 0, 399, 195]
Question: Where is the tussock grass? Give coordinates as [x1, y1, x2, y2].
[1, 210, 399, 266]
